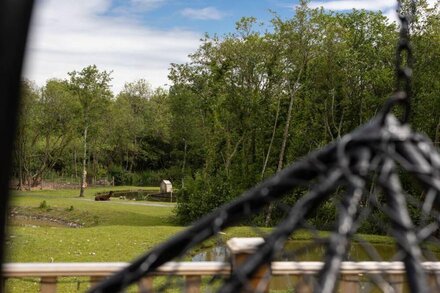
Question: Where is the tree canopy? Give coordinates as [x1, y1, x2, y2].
[13, 2, 440, 231]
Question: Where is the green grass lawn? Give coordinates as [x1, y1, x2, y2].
[6, 187, 182, 292]
[4, 187, 276, 292]
[10, 187, 174, 228]
[5, 186, 403, 292]
[7, 186, 180, 260]
[6, 186, 397, 262]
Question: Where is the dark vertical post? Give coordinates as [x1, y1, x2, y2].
[0, 1, 34, 291]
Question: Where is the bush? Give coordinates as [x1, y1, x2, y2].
[309, 200, 337, 231]
[38, 200, 52, 211]
[39, 200, 48, 209]
[108, 165, 128, 185]
[108, 165, 141, 185]
[175, 172, 235, 224]
[65, 205, 74, 212]
[108, 165, 184, 187]
[139, 167, 184, 187]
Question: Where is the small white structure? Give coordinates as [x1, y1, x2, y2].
[160, 180, 172, 193]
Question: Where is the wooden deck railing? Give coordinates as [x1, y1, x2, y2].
[4, 261, 440, 292]
[2, 261, 230, 292]
[3, 238, 440, 292]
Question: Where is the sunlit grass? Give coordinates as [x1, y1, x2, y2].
[6, 225, 183, 262]
[6, 187, 407, 292]
[6, 187, 179, 292]
[9, 186, 173, 227]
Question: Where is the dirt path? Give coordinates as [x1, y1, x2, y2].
[74, 198, 174, 208]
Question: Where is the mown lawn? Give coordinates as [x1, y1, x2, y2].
[6, 187, 396, 263]
[6, 187, 182, 292]
[5, 186, 400, 292]
[5, 187, 277, 292]
[7, 186, 179, 260]
[9, 187, 174, 228]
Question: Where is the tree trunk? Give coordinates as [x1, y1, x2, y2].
[27, 175, 32, 191]
[261, 97, 281, 179]
[79, 126, 88, 197]
[74, 149, 78, 178]
[125, 149, 129, 171]
[264, 88, 296, 226]
[93, 153, 97, 184]
[182, 139, 187, 188]
[265, 68, 304, 226]
[18, 143, 23, 190]
[224, 136, 244, 176]
[32, 174, 43, 187]
[277, 91, 295, 172]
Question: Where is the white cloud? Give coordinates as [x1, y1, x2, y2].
[129, 0, 166, 11]
[111, 0, 167, 15]
[23, 0, 201, 93]
[181, 7, 225, 20]
[384, 8, 399, 23]
[309, 0, 396, 11]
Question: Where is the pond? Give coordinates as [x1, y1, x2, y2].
[192, 240, 398, 262]
[192, 240, 439, 291]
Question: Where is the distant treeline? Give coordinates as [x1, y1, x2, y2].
[13, 1, 440, 230]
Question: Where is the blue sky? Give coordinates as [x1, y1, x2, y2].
[23, 0, 415, 93]
[106, 0, 297, 35]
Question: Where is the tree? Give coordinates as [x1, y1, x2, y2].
[68, 65, 112, 197]
[14, 79, 80, 189]
[172, 3, 403, 226]
[412, 1, 440, 143]
[14, 80, 38, 189]
[11, 2, 439, 232]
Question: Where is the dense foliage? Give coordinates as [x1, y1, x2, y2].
[13, 2, 440, 230]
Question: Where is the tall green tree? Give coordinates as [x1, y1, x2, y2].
[14, 80, 39, 190]
[67, 65, 112, 197]
[15, 80, 80, 189]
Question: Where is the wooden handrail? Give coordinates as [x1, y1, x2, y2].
[2, 262, 230, 277]
[2, 262, 230, 293]
[271, 261, 440, 275]
[3, 261, 440, 292]
[5, 238, 440, 292]
[4, 261, 440, 277]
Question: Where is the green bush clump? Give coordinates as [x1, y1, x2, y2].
[139, 167, 183, 187]
[108, 165, 185, 187]
[107, 165, 132, 185]
[175, 172, 235, 224]
[38, 200, 52, 211]
[65, 205, 74, 212]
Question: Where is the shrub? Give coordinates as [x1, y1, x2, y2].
[175, 172, 235, 224]
[108, 165, 136, 185]
[38, 200, 52, 211]
[139, 167, 184, 187]
[65, 205, 74, 212]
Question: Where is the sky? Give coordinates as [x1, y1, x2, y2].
[23, 0, 426, 94]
